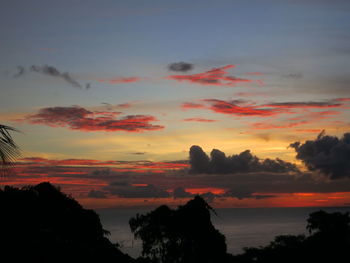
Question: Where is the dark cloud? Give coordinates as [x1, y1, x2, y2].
[22, 106, 164, 132]
[14, 65, 89, 89]
[7, 152, 350, 203]
[189, 145, 299, 174]
[290, 131, 350, 179]
[13, 66, 25, 78]
[264, 101, 342, 109]
[104, 183, 170, 198]
[168, 62, 194, 72]
[283, 73, 304, 79]
[173, 187, 193, 199]
[189, 146, 211, 174]
[87, 190, 107, 198]
[223, 189, 275, 200]
[30, 65, 83, 88]
[109, 181, 129, 187]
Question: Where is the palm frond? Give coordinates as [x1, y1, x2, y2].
[0, 125, 20, 176]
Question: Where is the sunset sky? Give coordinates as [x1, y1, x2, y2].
[1, 0, 350, 208]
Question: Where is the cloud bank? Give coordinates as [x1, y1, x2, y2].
[189, 145, 299, 174]
[290, 131, 350, 179]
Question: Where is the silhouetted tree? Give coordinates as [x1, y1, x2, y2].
[305, 210, 350, 262]
[0, 125, 20, 176]
[233, 210, 350, 263]
[0, 182, 134, 263]
[129, 196, 229, 263]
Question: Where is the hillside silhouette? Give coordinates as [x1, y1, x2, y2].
[1, 182, 350, 263]
[0, 182, 134, 263]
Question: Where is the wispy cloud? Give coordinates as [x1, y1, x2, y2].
[251, 110, 340, 130]
[252, 120, 311, 130]
[13, 66, 25, 78]
[168, 65, 252, 86]
[263, 101, 342, 109]
[283, 73, 304, 79]
[13, 65, 90, 89]
[183, 118, 217, 123]
[181, 99, 345, 121]
[181, 102, 205, 109]
[203, 99, 287, 117]
[234, 91, 269, 97]
[334, 98, 350, 102]
[97, 77, 141, 84]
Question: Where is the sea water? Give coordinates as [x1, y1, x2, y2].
[96, 206, 350, 258]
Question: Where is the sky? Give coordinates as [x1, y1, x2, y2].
[1, 0, 350, 208]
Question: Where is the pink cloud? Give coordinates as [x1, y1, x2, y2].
[183, 118, 217, 123]
[97, 77, 141, 84]
[168, 65, 252, 86]
[21, 106, 164, 132]
[181, 102, 205, 109]
[203, 99, 288, 117]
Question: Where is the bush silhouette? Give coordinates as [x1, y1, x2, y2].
[129, 196, 229, 263]
[0, 182, 134, 263]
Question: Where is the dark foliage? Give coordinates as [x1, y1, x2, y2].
[233, 210, 350, 263]
[1, 182, 350, 263]
[129, 196, 229, 263]
[0, 182, 134, 263]
[0, 124, 20, 176]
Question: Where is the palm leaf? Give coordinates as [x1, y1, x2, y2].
[0, 125, 20, 176]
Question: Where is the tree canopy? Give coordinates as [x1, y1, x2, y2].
[129, 196, 228, 263]
[233, 210, 350, 263]
[0, 182, 134, 262]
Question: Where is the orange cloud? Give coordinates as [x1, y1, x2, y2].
[181, 102, 205, 109]
[97, 77, 141, 84]
[183, 118, 217, 123]
[204, 99, 287, 117]
[168, 65, 252, 86]
[185, 187, 226, 195]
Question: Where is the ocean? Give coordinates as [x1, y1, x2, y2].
[96, 206, 350, 258]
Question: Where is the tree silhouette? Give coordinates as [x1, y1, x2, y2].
[234, 210, 350, 263]
[129, 196, 228, 263]
[0, 182, 134, 262]
[0, 124, 20, 176]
